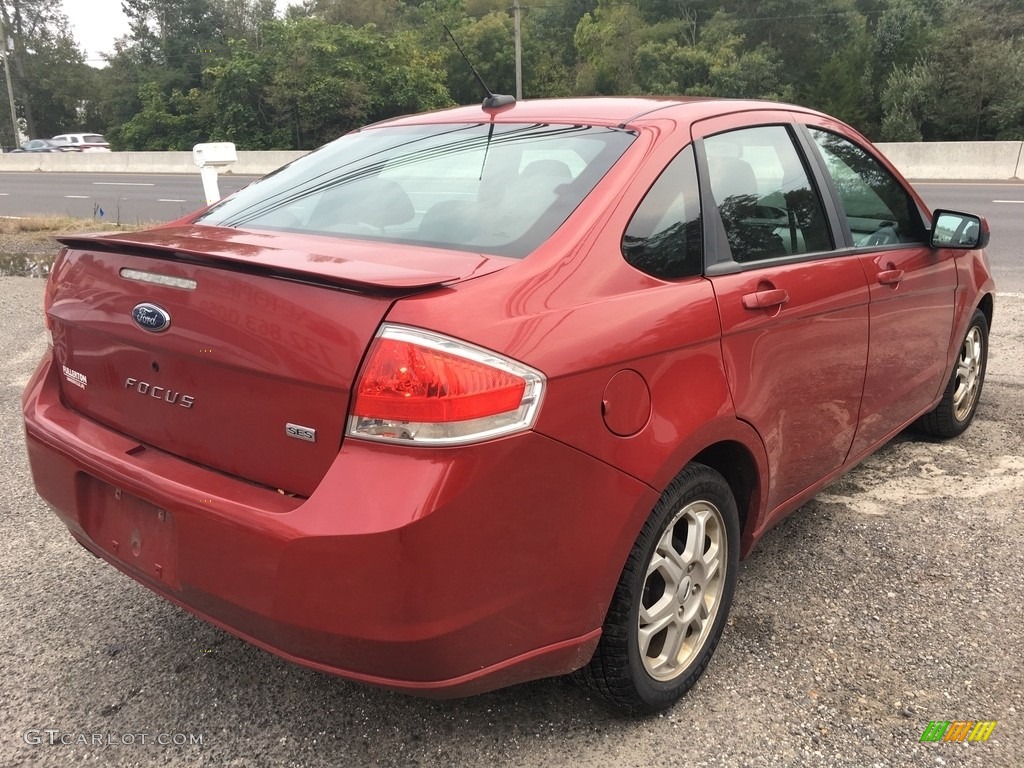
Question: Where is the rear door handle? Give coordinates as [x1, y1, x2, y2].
[742, 288, 790, 310]
[878, 269, 904, 285]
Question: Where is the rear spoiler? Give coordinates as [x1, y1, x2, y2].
[56, 226, 502, 293]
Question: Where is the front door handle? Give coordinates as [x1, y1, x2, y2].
[742, 288, 790, 310]
[878, 269, 905, 285]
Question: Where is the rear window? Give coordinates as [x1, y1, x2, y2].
[198, 123, 635, 259]
[83, 134, 108, 143]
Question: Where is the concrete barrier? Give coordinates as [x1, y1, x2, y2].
[876, 141, 1023, 180]
[0, 150, 307, 176]
[233, 151, 307, 175]
[1, 144, 1022, 180]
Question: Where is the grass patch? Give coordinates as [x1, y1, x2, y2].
[0, 214, 142, 236]
[0, 216, 149, 277]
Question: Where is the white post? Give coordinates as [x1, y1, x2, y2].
[199, 165, 221, 205]
[193, 142, 237, 207]
[2, 30, 19, 147]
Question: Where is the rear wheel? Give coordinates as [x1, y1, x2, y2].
[917, 309, 988, 438]
[580, 463, 740, 715]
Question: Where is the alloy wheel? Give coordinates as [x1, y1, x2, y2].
[638, 500, 727, 681]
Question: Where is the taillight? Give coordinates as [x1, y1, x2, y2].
[347, 324, 545, 446]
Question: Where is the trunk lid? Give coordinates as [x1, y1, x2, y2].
[48, 226, 506, 496]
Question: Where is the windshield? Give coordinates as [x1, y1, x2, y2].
[199, 122, 635, 259]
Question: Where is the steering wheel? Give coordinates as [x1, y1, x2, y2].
[865, 225, 898, 246]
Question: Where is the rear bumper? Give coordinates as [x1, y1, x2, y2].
[23, 354, 658, 697]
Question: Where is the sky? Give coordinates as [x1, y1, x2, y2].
[63, 0, 289, 67]
[64, 0, 132, 65]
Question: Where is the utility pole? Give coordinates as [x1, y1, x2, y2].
[513, 0, 522, 100]
[1, 27, 18, 148]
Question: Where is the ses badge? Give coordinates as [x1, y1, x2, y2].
[285, 423, 317, 443]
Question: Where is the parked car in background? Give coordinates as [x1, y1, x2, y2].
[10, 139, 77, 153]
[50, 133, 111, 152]
[22, 97, 995, 716]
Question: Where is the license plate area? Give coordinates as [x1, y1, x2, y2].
[78, 476, 180, 589]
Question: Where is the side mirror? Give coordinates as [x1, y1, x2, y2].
[930, 209, 990, 250]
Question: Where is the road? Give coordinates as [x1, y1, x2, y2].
[0, 172, 257, 225]
[1, 173, 1021, 292]
[915, 181, 1024, 294]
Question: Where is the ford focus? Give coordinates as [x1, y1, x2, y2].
[22, 97, 994, 714]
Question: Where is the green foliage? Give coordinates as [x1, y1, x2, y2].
[111, 82, 208, 149]
[574, 0, 648, 94]
[0, 0, 93, 144]
[445, 12, 517, 103]
[921, 24, 1024, 140]
[9, 0, 1022, 150]
[880, 60, 936, 141]
[202, 19, 451, 149]
[576, 8, 792, 101]
[92, 12, 451, 150]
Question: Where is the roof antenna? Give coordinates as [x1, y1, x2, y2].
[442, 23, 516, 110]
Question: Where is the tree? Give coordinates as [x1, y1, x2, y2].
[0, 0, 91, 143]
[880, 59, 936, 141]
[574, 0, 648, 94]
[444, 12, 518, 102]
[301, 0, 405, 31]
[97, 0, 276, 149]
[733, 0, 864, 94]
[114, 81, 209, 149]
[804, 17, 874, 133]
[56, 0, 1024, 150]
[109, 16, 454, 151]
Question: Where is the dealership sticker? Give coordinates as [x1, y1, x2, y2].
[62, 365, 88, 390]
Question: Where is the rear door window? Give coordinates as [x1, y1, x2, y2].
[704, 126, 833, 263]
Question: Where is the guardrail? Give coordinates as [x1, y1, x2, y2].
[0, 143, 1021, 180]
[0, 150, 306, 176]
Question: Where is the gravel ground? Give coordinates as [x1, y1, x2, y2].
[1, 274, 1021, 768]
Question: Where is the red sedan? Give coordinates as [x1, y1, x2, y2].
[22, 98, 994, 715]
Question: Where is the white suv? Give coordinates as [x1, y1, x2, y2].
[50, 133, 111, 152]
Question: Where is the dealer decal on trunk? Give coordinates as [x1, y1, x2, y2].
[62, 365, 88, 390]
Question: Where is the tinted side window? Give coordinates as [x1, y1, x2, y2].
[704, 126, 834, 264]
[809, 128, 927, 246]
[622, 145, 702, 279]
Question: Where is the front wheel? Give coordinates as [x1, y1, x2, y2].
[917, 308, 989, 438]
[580, 463, 740, 715]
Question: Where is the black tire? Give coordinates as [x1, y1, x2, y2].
[917, 309, 989, 438]
[579, 463, 740, 716]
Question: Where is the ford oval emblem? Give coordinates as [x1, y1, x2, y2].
[132, 303, 172, 333]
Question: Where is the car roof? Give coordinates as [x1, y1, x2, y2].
[372, 97, 827, 130]
[53, 133, 108, 140]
